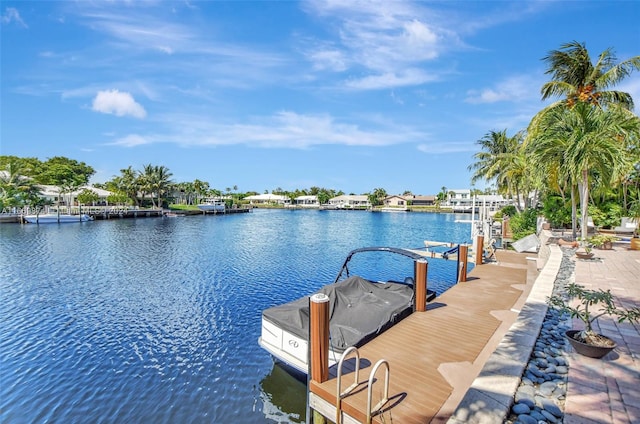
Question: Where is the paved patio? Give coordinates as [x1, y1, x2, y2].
[564, 246, 640, 424]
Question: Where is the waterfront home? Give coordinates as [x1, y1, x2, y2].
[34, 184, 113, 207]
[383, 195, 407, 207]
[244, 193, 290, 206]
[445, 189, 512, 212]
[293, 195, 319, 208]
[328, 195, 370, 209]
[409, 195, 436, 206]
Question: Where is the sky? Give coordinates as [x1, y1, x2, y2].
[1, 1, 639, 196]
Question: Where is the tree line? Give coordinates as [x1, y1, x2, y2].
[0, 156, 420, 209]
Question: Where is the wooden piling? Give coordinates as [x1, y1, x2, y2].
[475, 235, 484, 265]
[310, 293, 330, 383]
[458, 244, 469, 282]
[310, 293, 330, 424]
[414, 259, 428, 312]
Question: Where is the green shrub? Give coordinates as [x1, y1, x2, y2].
[500, 205, 517, 218]
[510, 208, 539, 240]
[543, 195, 571, 228]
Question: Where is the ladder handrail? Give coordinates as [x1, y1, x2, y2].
[366, 359, 390, 424]
[335, 346, 360, 424]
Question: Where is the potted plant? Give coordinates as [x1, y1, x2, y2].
[548, 283, 640, 358]
[574, 243, 594, 259]
[588, 234, 618, 250]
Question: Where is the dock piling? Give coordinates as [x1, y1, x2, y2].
[458, 244, 469, 282]
[475, 234, 484, 265]
[414, 259, 428, 312]
[309, 293, 330, 423]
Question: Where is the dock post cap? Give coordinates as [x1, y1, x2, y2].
[417, 258, 428, 263]
[310, 293, 330, 303]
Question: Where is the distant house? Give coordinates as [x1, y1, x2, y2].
[382, 195, 436, 207]
[383, 195, 407, 207]
[445, 189, 512, 212]
[293, 195, 319, 208]
[37, 185, 113, 206]
[244, 193, 290, 206]
[411, 195, 436, 206]
[329, 195, 370, 209]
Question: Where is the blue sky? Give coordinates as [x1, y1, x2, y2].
[2, 1, 639, 195]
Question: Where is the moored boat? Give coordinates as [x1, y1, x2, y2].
[258, 247, 436, 375]
[197, 198, 226, 212]
[23, 213, 93, 223]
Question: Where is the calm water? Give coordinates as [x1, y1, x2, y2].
[0, 209, 472, 423]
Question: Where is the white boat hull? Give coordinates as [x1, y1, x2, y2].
[197, 203, 226, 212]
[24, 214, 93, 223]
[259, 318, 340, 375]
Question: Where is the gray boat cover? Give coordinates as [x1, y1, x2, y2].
[262, 276, 414, 353]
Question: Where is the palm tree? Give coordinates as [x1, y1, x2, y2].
[0, 159, 41, 209]
[193, 179, 209, 204]
[539, 41, 639, 111]
[528, 41, 640, 238]
[532, 103, 639, 241]
[150, 165, 173, 208]
[119, 166, 139, 206]
[138, 164, 173, 208]
[469, 130, 529, 211]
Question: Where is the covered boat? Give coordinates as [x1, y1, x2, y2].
[259, 247, 435, 375]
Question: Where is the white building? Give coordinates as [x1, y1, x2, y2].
[446, 189, 512, 212]
[328, 195, 370, 209]
[244, 193, 290, 206]
[293, 195, 319, 208]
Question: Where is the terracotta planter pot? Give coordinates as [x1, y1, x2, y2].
[575, 251, 594, 260]
[565, 330, 616, 358]
[631, 237, 640, 251]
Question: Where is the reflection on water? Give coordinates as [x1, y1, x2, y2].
[0, 210, 470, 423]
[259, 363, 306, 423]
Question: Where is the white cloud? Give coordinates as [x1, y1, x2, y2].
[302, 0, 454, 89]
[345, 69, 437, 90]
[109, 134, 151, 147]
[417, 142, 475, 154]
[465, 75, 538, 104]
[92, 89, 147, 118]
[111, 110, 426, 150]
[1, 7, 27, 28]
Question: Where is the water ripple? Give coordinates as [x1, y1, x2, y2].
[1, 210, 468, 423]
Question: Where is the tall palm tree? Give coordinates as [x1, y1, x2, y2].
[528, 41, 640, 238]
[149, 165, 173, 208]
[533, 103, 639, 241]
[539, 41, 639, 111]
[469, 130, 530, 211]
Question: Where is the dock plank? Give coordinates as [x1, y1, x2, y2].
[309, 258, 529, 423]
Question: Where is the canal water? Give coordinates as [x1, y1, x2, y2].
[0, 209, 472, 423]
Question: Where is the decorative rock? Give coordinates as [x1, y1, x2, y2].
[507, 247, 574, 424]
[518, 397, 536, 409]
[530, 410, 546, 421]
[512, 403, 531, 415]
[541, 409, 559, 422]
[541, 399, 563, 417]
[516, 414, 538, 424]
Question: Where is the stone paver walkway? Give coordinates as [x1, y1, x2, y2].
[564, 246, 640, 424]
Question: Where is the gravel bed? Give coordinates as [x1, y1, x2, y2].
[506, 247, 575, 424]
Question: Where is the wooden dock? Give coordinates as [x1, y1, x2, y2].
[309, 250, 534, 423]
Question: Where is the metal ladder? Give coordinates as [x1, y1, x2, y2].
[335, 347, 391, 424]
